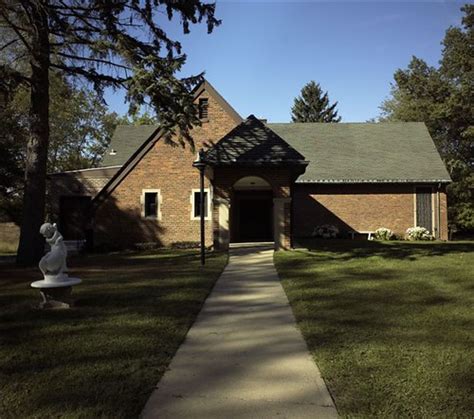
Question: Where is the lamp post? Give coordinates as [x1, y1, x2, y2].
[193, 149, 206, 266]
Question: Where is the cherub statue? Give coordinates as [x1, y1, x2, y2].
[39, 223, 68, 280]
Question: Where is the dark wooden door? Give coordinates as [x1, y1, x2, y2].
[416, 187, 432, 232]
[232, 191, 273, 242]
[59, 196, 91, 240]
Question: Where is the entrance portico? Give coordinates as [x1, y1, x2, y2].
[212, 168, 297, 250]
[202, 115, 308, 251]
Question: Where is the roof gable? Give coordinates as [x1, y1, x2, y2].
[204, 115, 307, 166]
[94, 79, 242, 205]
[192, 80, 243, 125]
[268, 122, 451, 183]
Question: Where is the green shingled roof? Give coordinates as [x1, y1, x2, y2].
[100, 125, 159, 167]
[268, 122, 451, 183]
[100, 121, 451, 184]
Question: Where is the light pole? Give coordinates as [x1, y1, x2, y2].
[193, 149, 206, 266]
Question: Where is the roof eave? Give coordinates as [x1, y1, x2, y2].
[296, 179, 452, 184]
[206, 160, 309, 168]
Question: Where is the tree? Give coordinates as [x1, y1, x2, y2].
[0, 1, 220, 265]
[111, 110, 159, 127]
[0, 87, 27, 223]
[0, 71, 120, 226]
[291, 81, 341, 122]
[379, 5, 473, 233]
[12, 73, 118, 172]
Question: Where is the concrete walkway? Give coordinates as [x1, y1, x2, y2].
[142, 244, 338, 419]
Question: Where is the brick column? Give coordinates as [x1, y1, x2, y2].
[273, 197, 291, 250]
[214, 197, 230, 250]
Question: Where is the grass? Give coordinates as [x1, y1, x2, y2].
[275, 239, 474, 418]
[0, 249, 227, 418]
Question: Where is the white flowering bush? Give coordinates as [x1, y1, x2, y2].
[312, 224, 339, 239]
[405, 226, 433, 241]
[374, 227, 394, 241]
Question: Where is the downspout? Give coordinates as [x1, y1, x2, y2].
[290, 182, 294, 249]
[437, 183, 441, 240]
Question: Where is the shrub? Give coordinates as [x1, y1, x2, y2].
[405, 227, 434, 241]
[374, 227, 394, 241]
[312, 224, 339, 239]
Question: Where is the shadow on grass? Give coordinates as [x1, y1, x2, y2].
[275, 240, 474, 417]
[0, 249, 228, 418]
[295, 238, 474, 261]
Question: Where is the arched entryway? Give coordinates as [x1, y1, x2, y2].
[231, 176, 273, 242]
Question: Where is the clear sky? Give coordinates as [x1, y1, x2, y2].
[104, 1, 467, 123]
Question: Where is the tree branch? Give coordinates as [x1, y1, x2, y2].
[0, 38, 19, 51]
[0, 10, 32, 52]
[50, 62, 129, 85]
[56, 51, 131, 71]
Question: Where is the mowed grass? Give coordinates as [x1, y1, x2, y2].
[0, 249, 227, 418]
[275, 240, 474, 418]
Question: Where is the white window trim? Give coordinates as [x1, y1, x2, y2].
[141, 189, 162, 220]
[190, 188, 211, 221]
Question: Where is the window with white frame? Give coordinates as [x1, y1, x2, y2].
[141, 189, 161, 219]
[191, 188, 211, 220]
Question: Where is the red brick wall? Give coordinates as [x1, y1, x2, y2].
[293, 183, 448, 240]
[94, 89, 240, 249]
[438, 186, 448, 240]
[212, 167, 292, 199]
[0, 222, 20, 246]
[212, 167, 294, 248]
[48, 167, 119, 218]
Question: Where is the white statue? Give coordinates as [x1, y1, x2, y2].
[39, 223, 68, 282]
[31, 222, 81, 309]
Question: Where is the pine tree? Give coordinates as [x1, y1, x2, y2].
[291, 81, 341, 122]
[0, 1, 219, 265]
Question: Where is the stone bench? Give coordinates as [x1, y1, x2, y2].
[348, 230, 375, 240]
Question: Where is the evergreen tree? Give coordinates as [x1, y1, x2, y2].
[0, 1, 219, 265]
[291, 81, 341, 122]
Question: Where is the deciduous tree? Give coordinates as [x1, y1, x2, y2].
[379, 5, 473, 233]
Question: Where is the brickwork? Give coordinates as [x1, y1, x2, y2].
[94, 89, 240, 249]
[438, 185, 448, 240]
[293, 183, 448, 240]
[0, 222, 20, 245]
[212, 167, 294, 249]
[48, 167, 119, 216]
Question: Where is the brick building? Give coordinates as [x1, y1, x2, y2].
[50, 80, 451, 250]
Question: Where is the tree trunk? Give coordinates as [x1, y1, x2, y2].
[16, 3, 50, 266]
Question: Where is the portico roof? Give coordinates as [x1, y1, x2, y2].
[203, 115, 309, 168]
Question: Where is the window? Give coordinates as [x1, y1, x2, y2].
[141, 189, 161, 219]
[191, 189, 211, 220]
[198, 98, 209, 120]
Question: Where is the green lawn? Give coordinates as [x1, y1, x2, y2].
[275, 240, 474, 418]
[0, 249, 227, 418]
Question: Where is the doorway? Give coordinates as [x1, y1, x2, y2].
[59, 196, 91, 240]
[232, 190, 273, 242]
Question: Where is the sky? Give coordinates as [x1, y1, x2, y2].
[103, 1, 467, 123]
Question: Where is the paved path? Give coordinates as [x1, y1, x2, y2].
[142, 244, 338, 419]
